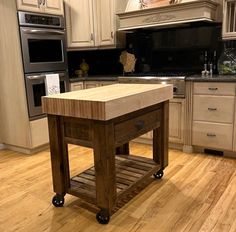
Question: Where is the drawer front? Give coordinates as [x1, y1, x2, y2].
[193, 95, 235, 123]
[114, 109, 161, 145]
[194, 83, 235, 96]
[192, 121, 233, 150]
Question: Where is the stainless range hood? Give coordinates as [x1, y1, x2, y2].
[117, 0, 221, 31]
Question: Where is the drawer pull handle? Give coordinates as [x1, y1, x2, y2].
[208, 107, 217, 111]
[207, 133, 216, 137]
[135, 120, 145, 130]
[208, 87, 218, 91]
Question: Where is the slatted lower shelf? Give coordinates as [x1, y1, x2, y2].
[68, 155, 161, 205]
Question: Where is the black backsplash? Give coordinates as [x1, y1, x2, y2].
[67, 49, 124, 76]
[67, 23, 224, 77]
[126, 23, 222, 74]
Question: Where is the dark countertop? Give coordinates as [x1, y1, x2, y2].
[186, 74, 236, 82]
[69, 74, 236, 83]
[69, 76, 119, 82]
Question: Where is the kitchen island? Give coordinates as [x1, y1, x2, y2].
[42, 83, 173, 224]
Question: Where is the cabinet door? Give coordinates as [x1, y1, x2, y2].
[44, 0, 64, 15]
[84, 81, 100, 89]
[65, 0, 95, 48]
[169, 99, 185, 144]
[30, 118, 49, 148]
[70, 82, 84, 91]
[96, 0, 115, 46]
[222, 0, 236, 40]
[100, 81, 116, 86]
[16, 0, 42, 13]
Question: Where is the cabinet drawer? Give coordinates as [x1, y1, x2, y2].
[192, 121, 233, 150]
[194, 83, 235, 95]
[193, 95, 235, 123]
[115, 109, 161, 145]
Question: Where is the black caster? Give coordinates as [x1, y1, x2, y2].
[153, 169, 164, 179]
[96, 209, 110, 224]
[52, 194, 65, 207]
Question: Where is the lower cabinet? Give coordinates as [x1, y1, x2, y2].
[192, 82, 236, 152]
[70, 80, 116, 91]
[192, 121, 233, 151]
[83, 81, 101, 89]
[169, 98, 185, 144]
[70, 82, 84, 91]
[140, 98, 185, 145]
[30, 118, 49, 148]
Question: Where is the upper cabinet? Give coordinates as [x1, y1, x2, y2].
[16, 0, 64, 15]
[65, 0, 125, 49]
[222, 0, 236, 40]
[65, 0, 95, 47]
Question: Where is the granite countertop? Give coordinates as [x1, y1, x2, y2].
[186, 74, 236, 82]
[69, 75, 119, 82]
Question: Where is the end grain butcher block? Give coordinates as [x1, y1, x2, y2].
[42, 83, 173, 120]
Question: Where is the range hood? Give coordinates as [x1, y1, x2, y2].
[117, 0, 221, 31]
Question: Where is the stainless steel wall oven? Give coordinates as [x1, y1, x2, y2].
[18, 11, 68, 120]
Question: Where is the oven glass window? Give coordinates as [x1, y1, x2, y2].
[28, 39, 63, 63]
[33, 83, 46, 107]
[32, 80, 66, 107]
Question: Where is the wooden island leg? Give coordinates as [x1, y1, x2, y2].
[48, 115, 70, 207]
[93, 121, 117, 224]
[116, 143, 129, 155]
[153, 101, 169, 179]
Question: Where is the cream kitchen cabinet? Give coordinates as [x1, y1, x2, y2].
[70, 80, 116, 91]
[192, 82, 235, 151]
[16, 0, 64, 15]
[70, 82, 84, 91]
[222, 0, 236, 40]
[84, 81, 116, 88]
[139, 98, 185, 146]
[169, 98, 185, 144]
[0, 0, 49, 154]
[65, 0, 123, 49]
[84, 81, 101, 89]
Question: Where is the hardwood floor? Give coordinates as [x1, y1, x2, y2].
[0, 142, 236, 232]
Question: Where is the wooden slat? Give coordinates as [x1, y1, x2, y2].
[116, 155, 157, 167]
[116, 159, 151, 172]
[84, 168, 134, 186]
[69, 181, 96, 205]
[91, 165, 143, 178]
[69, 154, 161, 206]
[73, 173, 128, 190]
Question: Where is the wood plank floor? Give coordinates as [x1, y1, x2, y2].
[0, 142, 236, 232]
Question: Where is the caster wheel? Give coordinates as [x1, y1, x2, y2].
[96, 209, 110, 224]
[153, 169, 164, 179]
[52, 194, 65, 207]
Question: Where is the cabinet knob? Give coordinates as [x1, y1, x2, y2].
[111, 31, 114, 38]
[91, 33, 94, 41]
[43, 0, 46, 5]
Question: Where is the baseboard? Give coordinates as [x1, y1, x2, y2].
[193, 145, 236, 159]
[4, 143, 49, 155]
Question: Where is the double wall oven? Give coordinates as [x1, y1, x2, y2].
[18, 11, 68, 120]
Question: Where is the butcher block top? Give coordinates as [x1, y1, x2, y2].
[42, 83, 173, 120]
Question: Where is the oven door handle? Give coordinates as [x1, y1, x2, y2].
[27, 75, 46, 80]
[21, 28, 65, 35]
